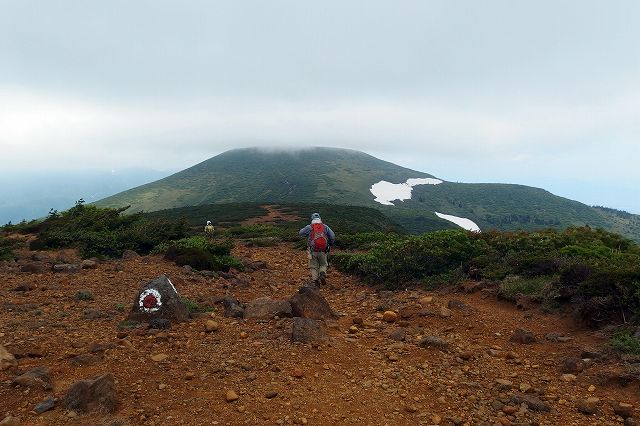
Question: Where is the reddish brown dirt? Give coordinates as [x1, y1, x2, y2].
[241, 205, 303, 226]
[1, 243, 639, 425]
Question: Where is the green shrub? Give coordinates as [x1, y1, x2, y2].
[165, 246, 243, 272]
[181, 298, 200, 314]
[611, 330, 640, 355]
[152, 236, 232, 256]
[499, 276, 549, 301]
[75, 289, 95, 301]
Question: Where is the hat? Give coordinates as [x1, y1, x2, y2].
[207, 220, 211, 225]
[310, 213, 321, 221]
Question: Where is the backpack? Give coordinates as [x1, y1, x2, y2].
[310, 222, 328, 252]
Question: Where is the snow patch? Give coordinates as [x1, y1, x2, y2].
[370, 177, 442, 205]
[434, 212, 481, 232]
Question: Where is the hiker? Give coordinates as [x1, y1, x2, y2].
[298, 213, 335, 287]
[204, 220, 214, 235]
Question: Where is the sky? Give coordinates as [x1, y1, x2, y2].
[1, 0, 639, 214]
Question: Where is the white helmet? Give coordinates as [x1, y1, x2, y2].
[206, 220, 212, 225]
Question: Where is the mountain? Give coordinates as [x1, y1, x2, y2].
[96, 147, 640, 241]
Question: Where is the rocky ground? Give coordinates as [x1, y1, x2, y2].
[1, 242, 639, 426]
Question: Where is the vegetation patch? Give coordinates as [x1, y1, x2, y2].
[611, 330, 640, 356]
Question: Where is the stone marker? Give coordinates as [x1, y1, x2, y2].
[127, 275, 189, 323]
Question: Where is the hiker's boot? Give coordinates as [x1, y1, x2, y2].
[318, 272, 327, 287]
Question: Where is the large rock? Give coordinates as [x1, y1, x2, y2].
[127, 275, 189, 323]
[510, 328, 537, 344]
[223, 297, 245, 318]
[12, 366, 52, 390]
[0, 345, 17, 371]
[244, 297, 292, 319]
[289, 286, 337, 320]
[417, 335, 450, 351]
[63, 373, 117, 413]
[291, 318, 328, 343]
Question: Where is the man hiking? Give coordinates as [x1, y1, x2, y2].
[298, 212, 335, 287]
[204, 220, 214, 235]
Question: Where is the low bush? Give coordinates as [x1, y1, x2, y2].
[164, 246, 243, 272]
[611, 330, 640, 355]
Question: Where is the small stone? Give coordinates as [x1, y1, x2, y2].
[561, 374, 577, 382]
[502, 405, 518, 415]
[614, 402, 635, 418]
[439, 307, 452, 318]
[265, 391, 278, 399]
[431, 414, 442, 424]
[240, 332, 248, 339]
[519, 383, 532, 393]
[292, 368, 304, 378]
[348, 325, 358, 334]
[352, 317, 364, 325]
[158, 383, 167, 390]
[184, 372, 195, 380]
[561, 357, 585, 373]
[151, 353, 168, 362]
[588, 385, 596, 392]
[382, 311, 398, 323]
[0, 415, 20, 426]
[205, 320, 219, 332]
[577, 397, 600, 414]
[0, 345, 17, 371]
[420, 296, 433, 305]
[226, 390, 239, 402]
[34, 396, 56, 414]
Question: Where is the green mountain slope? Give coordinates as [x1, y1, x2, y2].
[96, 147, 639, 241]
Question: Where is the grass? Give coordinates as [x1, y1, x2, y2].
[611, 331, 640, 355]
[499, 276, 550, 300]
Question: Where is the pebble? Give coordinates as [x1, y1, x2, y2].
[158, 384, 167, 390]
[561, 374, 577, 382]
[205, 320, 219, 332]
[151, 353, 168, 362]
[292, 368, 304, 378]
[382, 311, 398, 323]
[420, 296, 433, 305]
[225, 390, 239, 402]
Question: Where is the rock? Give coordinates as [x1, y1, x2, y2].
[265, 391, 278, 399]
[244, 297, 292, 319]
[382, 311, 398, 323]
[388, 328, 406, 342]
[149, 318, 171, 329]
[12, 366, 52, 390]
[510, 328, 536, 344]
[510, 393, 550, 412]
[89, 342, 115, 353]
[291, 317, 328, 343]
[545, 332, 573, 342]
[127, 275, 189, 323]
[348, 325, 358, 334]
[223, 297, 245, 318]
[502, 405, 518, 415]
[561, 357, 586, 373]
[289, 286, 337, 320]
[83, 310, 109, 320]
[613, 402, 635, 418]
[62, 373, 117, 413]
[13, 282, 36, 291]
[184, 372, 195, 380]
[439, 307, 452, 318]
[625, 418, 638, 426]
[53, 263, 80, 273]
[292, 368, 304, 378]
[352, 317, 364, 325]
[34, 396, 56, 414]
[561, 374, 577, 382]
[417, 335, 449, 351]
[151, 353, 168, 362]
[398, 305, 420, 319]
[225, 390, 239, 402]
[581, 349, 605, 360]
[122, 250, 139, 259]
[0, 415, 20, 426]
[205, 320, 219, 332]
[577, 397, 600, 414]
[419, 296, 433, 305]
[20, 262, 47, 273]
[81, 260, 98, 269]
[0, 345, 17, 370]
[69, 354, 102, 366]
[447, 299, 470, 310]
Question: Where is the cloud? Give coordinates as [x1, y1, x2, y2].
[2, 87, 638, 173]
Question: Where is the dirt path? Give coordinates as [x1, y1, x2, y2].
[241, 205, 303, 226]
[0, 243, 638, 425]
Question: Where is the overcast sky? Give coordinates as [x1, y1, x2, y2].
[1, 0, 639, 212]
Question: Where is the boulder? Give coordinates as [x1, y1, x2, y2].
[20, 262, 46, 273]
[122, 250, 139, 260]
[62, 373, 117, 413]
[81, 259, 98, 269]
[0, 345, 17, 370]
[52, 263, 80, 273]
[561, 357, 586, 373]
[127, 275, 189, 323]
[577, 397, 600, 415]
[417, 335, 450, 351]
[291, 318, 328, 343]
[223, 297, 245, 318]
[510, 328, 537, 344]
[289, 286, 337, 320]
[244, 297, 292, 319]
[12, 366, 52, 390]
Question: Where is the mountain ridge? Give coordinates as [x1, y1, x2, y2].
[96, 147, 640, 241]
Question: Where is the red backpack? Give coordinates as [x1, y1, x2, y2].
[310, 222, 328, 252]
